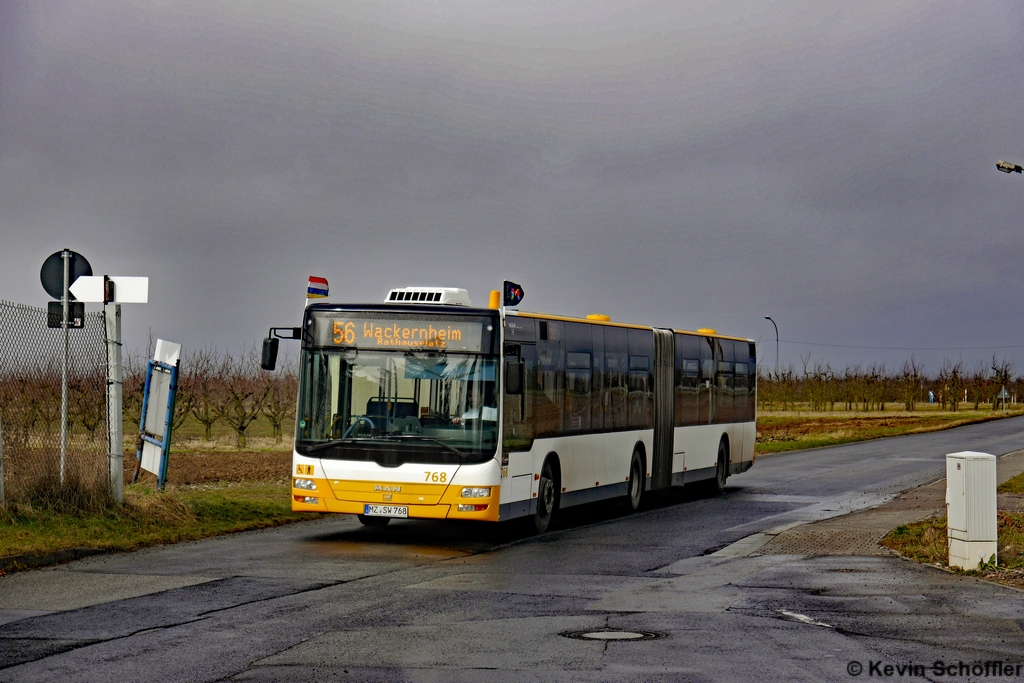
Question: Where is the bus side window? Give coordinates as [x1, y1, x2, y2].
[674, 333, 700, 427]
[565, 322, 592, 432]
[701, 337, 715, 423]
[591, 325, 604, 432]
[731, 340, 748, 423]
[628, 328, 654, 429]
[604, 326, 628, 430]
[748, 341, 757, 420]
[534, 319, 564, 437]
[718, 340, 735, 423]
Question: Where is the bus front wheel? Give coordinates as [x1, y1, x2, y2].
[533, 460, 557, 533]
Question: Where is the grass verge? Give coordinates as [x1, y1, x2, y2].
[0, 482, 317, 570]
[881, 473, 1024, 590]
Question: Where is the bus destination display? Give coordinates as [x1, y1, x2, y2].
[314, 315, 484, 352]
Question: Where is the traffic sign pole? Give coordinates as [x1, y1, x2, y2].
[68, 274, 149, 502]
[60, 249, 70, 485]
[40, 249, 94, 492]
[105, 303, 124, 503]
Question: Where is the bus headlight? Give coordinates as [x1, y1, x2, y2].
[458, 504, 488, 512]
[461, 487, 490, 498]
[294, 478, 317, 490]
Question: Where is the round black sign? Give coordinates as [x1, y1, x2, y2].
[40, 250, 92, 300]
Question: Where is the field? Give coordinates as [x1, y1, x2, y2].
[119, 409, 294, 483]
[756, 404, 1024, 455]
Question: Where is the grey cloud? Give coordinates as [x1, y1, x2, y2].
[1, 0, 1023, 374]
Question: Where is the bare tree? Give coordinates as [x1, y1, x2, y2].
[35, 369, 62, 436]
[189, 347, 227, 441]
[0, 374, 41, 450]
[991, 355, 1015, 410]
[805, 359, 834, 412]
[966, 361, 988, 410]
[938, 359, 965, 412]
[262, 361, 298, 444]
[866, 363, 886, 411]
[122, 349, 147, 431]
[899, 356, 923, 411]
[69, 372, 106, 441]
[221, 347, 272, 449]
[170, 352, 196, 432]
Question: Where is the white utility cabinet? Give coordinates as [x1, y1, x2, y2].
[946, 451, 997, 570]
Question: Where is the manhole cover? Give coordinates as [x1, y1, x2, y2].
[561, 629, 664, 641]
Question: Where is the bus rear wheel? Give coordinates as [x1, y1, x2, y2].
[357, 514, 391, 528]
[627, 450, 644, 511]
[533, 460, 557, 533]
[712, 440, 729, 495]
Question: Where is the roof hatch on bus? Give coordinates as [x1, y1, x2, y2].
[386, 287, 471, 306]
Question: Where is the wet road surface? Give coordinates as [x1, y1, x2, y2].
[3, 416, 1024, 681]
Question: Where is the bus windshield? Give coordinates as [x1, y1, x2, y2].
[295, 348, 498, 465]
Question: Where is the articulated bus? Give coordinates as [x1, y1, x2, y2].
[270, 286, 756, 532]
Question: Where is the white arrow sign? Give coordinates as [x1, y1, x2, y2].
[69, 276, 149, 303]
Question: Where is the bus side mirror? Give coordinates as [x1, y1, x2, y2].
[261, 337, 279, 371]
[505, 360, 524, 395]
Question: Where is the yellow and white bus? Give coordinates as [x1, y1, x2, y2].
[271, 286, 756, 532]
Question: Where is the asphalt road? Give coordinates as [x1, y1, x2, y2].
[3, 416, 1024, 682]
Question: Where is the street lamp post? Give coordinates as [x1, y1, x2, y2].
[764, 316, 779, 377]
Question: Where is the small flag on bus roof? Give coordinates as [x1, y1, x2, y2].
[307, 276, 329, 298]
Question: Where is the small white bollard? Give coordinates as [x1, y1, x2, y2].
[946, 451, 997, 570]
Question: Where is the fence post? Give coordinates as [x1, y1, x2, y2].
[105, 303, 123, 503]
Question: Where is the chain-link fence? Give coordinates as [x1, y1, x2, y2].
[0, 300, 109, 508]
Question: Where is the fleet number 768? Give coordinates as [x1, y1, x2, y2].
[425, 471, 448, 483]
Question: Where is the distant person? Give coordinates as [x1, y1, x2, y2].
[929, 390, 934, 404]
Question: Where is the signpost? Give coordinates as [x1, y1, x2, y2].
[133, 340, 180, 490]
[40, 249, 92, 486]
[68, 274, 149, 503]
[998, 386, 1010, 411]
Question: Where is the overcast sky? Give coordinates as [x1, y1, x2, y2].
[2, 1, 1024, 374]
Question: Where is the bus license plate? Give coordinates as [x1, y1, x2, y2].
[364, 504, 408, 518]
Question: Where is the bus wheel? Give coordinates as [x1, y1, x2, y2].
[712, 440, 728, 495]
[357, 514, 391, 528]
[627, 449, 644, 511]
[533, 460, 557, 533]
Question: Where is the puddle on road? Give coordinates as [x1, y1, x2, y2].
[303, 539, 475, 561]
[300, 520, 527, 562]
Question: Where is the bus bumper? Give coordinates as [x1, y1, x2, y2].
[291, 479, 500, 522]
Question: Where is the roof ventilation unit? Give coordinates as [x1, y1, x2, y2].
[385, 287, 471, 306]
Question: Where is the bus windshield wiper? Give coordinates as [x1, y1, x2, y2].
[302, 435, 468, 461]
[389, 435, 469, 461]
[302, 437, 378, 454]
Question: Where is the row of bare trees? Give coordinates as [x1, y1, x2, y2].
[124, 346, 297, 449]
[759, 354, 1020, 412]
[0, 369, 108, 451]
